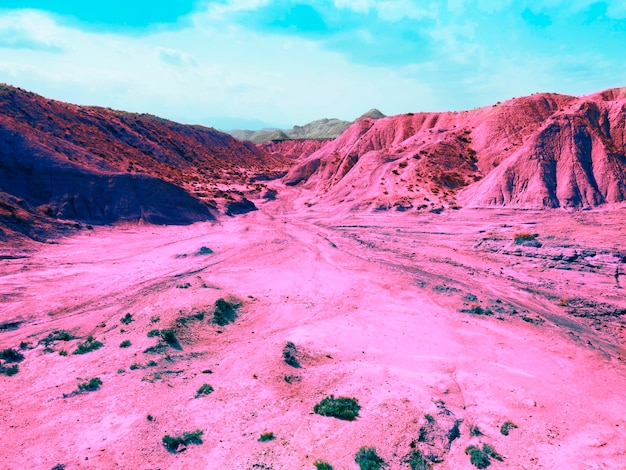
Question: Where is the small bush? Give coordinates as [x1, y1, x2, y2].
[195, 383, 214, 398]
[51, 465, 66, 470]
[195, 246, 213, 255]
[120, 340, 131, 348]
[130, 363, 141, 370]
[0, 348, 24, 363]
[150, 316, 160, 323]
[176, 283, 191, 289]
[162, 429, 203, 453]
[500, 420, 517, 436]
[314, 395, 360, 421]
[283, 341, 300, 368]
[0, 364, 19, 376]
[355, 447, 387, 470]
[314, 460, 333, 470]
[147, 414, 154, 421]
[447, 419, 462, 443]
[78, 377, 102, 392]
[513, 232, 537, 244]
[120, 313, 133, 325]
[59, 350, 68, 356]
[40, 330, 74, 346]
[213, 298, 239, 326]
[160, 329, 181, 349]
[284, 374, 302, 384]
[465, 444, 503, 469]
[258, 432, 275, 442]
[405, 450, 429, 470]
[73, 336, 103, 355]
[147, 329, 161, 337]
[469, 424, 484, 437]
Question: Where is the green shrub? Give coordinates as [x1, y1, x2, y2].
[159, 329, 180, 349]
[0, 364, 19, 376]
[78, 377, 102, 392]
[213, 298, 239, 326]
[283, 341, 300, 368]
[119, 340, 131, 348]
[195, 383, 214, 398]
[162, 429, 203, 452]
[120, 313, 133, 325]
[40, 330, 74, 346]
[147, 329, 161, 337]
[150, 316, 160, 323]
[0, 348, 24, 363]
[73, 336, 103, 355]
[514, 232, 537, 244]
[314, 395, 360, 421]
[355, 447, 387, 470]
[405, 450, 429, 470]
[500, 420, 517, 436]
[147, 414, 154, 421]
[130, 363, 141, 370]
[176, 283, 191, 289]
[465, 444, 503, 469]
[59, 350, 68, 356]
[313, 460, 333, 470]
[258, 432, 275, 442]
[51, 465, 66, 470]
[195, 246, 213, 255]
[447, 419, 462, 443]
[469, 424, 484, 437]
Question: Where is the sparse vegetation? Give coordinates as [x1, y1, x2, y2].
[258, 432, 275, 442]
[405, 449, 430, 470]
[147, 329, 161, 337]
[314, 460, 333, 470]
[176, 282, 191, 289]
[119, 340, 131, 348]
[355, 447, 387, 470]
[130, 363, 141, 370]
[162, 429, 203, 453]
[78, 377, 102, 392]
[500, 420, 518, 436]
[284, 374, 302, 384]
[146, 329, 181, 349]
[0, 364, 19, 376]
[463, 303, 493, 316]
[465, 444, 503, 469]
[150, 315, 160, 323]
[59, 349, 68, 356]
[0, 348, 24, 363]
[213, 298, 240, 326]
[469, 423, 484, 437]
[120, 313, 133, 324]
[513, 232, 537, 244]
[195, 383, 214, 398]
[51, 465, 66, 470]
[73, 336, 103, 355]
[40, 330, 75, 347]
[314, 395, 360, 421]
[447, 419, 462, 443]
[283, 341, 300, 368]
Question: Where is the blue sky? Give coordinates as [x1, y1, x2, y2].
[0, 1, 625, 129]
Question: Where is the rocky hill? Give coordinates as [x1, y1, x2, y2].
[0, 85, 284, 241]
[283, 89, 626, 211]
[229, 110, 386, 144]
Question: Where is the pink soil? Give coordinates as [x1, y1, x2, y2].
[1, 186, 626, 469]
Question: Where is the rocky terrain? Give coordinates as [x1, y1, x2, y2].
[0, 85, 286, 242]
[1, 87, 626, 470]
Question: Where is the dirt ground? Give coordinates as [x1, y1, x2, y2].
[1, 187, 625, 470]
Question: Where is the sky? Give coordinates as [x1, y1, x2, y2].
[0, 1, 625, 130]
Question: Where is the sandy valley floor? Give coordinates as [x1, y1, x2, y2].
[1, 189, 626, 469]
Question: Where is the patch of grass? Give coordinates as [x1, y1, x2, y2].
[73, 336, 103, 355]
[258, 432, 275, 442]
[465, 444, 503, 469]
[500, 420, 518, 436]
[313, 460, 333, 470]
[0, 364, 19, 376]
[195, 383, 214, 398]
[120, 313, 133, 325]
[283, 341, 300, 368]
[0, 348, 24, 363]
[78, 377, 102, 392]
[355, 447, 387, 470]
[119, 340, 131, 348]
[213, 298, 241, 326]
[162, 429, 203, 453]
[314, 395, 360, 421]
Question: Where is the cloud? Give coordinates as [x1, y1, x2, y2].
[156, 47, 197, 66]
[0, 10, 68, 52]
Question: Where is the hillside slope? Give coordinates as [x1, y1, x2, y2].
[0, 85, 283, 241]
[283, 89, 626, 211]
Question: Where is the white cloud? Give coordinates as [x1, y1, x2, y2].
[334, 0, 439, 21]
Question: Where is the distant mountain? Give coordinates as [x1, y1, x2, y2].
[229, 110, 386, 144]
[0, 85, 283, 241]
[283, 89, 626, 211]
